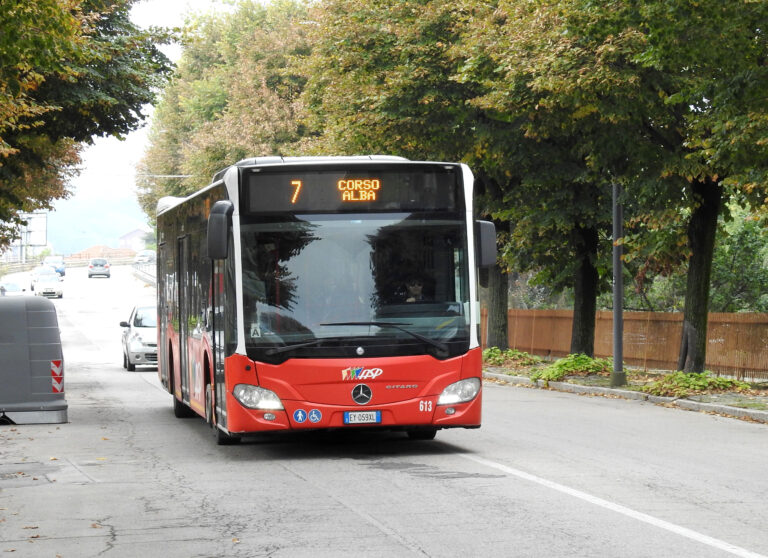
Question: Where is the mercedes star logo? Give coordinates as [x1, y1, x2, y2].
[352, 384, 372, 405]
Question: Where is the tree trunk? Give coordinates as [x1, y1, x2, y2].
[677, 178, 722, 373]
[486, 263, 508, 349]
[570, 225, 599, 356]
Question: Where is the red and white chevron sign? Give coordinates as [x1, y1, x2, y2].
[51, 360, 63, 393]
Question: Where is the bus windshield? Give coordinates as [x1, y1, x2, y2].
[240, 212, 470, 363]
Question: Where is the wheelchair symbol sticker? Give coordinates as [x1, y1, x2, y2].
[309, 409, 322, 423]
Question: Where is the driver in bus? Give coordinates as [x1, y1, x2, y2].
[404, 276, 429, 303]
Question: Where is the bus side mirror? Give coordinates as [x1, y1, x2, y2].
[475, 220, 497, 268]
[208, 201, 234, 259]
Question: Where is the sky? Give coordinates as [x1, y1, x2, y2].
[46, 0, 233, 255]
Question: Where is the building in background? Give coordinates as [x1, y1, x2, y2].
[119, 228, 152, 252]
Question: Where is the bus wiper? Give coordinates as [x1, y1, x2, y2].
[264, 338, 327, 356]
[263, 336, 357, 356]
[321, 322, 449, 355]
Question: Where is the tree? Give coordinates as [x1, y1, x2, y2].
[137, 0, 314, 217]
[455, 1, 629, 356]
[0, 0, 83, 158]
[0, 0, 172, 250]
[458, 0, 768, 371]
[0, 0, 85, 244]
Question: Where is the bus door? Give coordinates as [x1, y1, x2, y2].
[177, 236, 191, 403]
[157, 242, 169, 390]
[211, 259, 227, 427]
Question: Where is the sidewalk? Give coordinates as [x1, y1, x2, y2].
[483, 367, 768, 424]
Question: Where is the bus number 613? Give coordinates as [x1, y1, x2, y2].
[419, 400, 433, 412]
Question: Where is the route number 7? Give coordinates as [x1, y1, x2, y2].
[291, 180, 302, 204]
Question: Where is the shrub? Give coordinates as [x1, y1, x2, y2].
[530, 354, 612, 384]
[642, 372, 751, 398]
[482, 347, 542, 367]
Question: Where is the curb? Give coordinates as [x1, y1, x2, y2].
[483, 370, 768, 425]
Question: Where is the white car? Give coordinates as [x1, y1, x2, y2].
[33, 270, 63, 298]
[120, 304, 158, 371]
[133, 250, 156, 264]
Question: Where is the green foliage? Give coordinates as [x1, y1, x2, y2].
[530, 354, 611, 383]
[709, 211, 768, 313]
[459, 0, 768, 371]
[482, 347, 542, 367]
[0, 0, 173, 250]
[642, 372, 751, 399]
[597, 206, 768, 313]
[0, 0, 83, 157]
[137, 0, 315, 216]
[305, 0, 481, 161]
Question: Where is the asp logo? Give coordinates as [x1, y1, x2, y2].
[341, 366, 383, 381]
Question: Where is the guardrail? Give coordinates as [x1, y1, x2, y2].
[0, 257, 138, 276]
[0, 257, 139, 277]
[132, 262, 156, 285]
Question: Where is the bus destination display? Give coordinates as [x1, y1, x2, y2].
[245, 168, 461, 213]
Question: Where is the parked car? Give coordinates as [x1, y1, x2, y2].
[88, 258, 111, 278]
[43, 255, 66, 276]
[33, 269, 63, 298]
[133, 250, 156, 264]
[120, 304, 157, 371]
[0, 281, 28, 297]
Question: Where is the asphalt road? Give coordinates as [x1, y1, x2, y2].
[1, 266, 767, 557]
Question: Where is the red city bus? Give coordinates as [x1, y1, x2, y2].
[156, 156, 496, 444]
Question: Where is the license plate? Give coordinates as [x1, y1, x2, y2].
[344, 410, 381, 424]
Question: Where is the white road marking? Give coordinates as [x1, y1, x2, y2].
[461, 454, 766, 558]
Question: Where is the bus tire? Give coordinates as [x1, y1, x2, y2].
[205, 384, 213, 425]
[407, 428, 437, 441]
[173, 396, 195, 419]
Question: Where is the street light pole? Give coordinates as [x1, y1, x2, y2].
[612, 182, 627, 387]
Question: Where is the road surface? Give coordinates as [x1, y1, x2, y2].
[1, 265, 767, 557]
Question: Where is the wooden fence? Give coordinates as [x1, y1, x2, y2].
[481, 309, 768, 381]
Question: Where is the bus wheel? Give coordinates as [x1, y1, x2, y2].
[407, 428, 437, 441]
[173, 396, 195, 419]
[205, 384, 213, 425]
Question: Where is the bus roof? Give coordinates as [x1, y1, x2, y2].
[211, 155, 409, 182]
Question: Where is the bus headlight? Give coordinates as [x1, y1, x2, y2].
[233, 384, 284, 410]
[437, 378, 481, 405]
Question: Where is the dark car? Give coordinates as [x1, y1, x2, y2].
[88, 258, 111, 278]
[43, 255, 66, 277]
